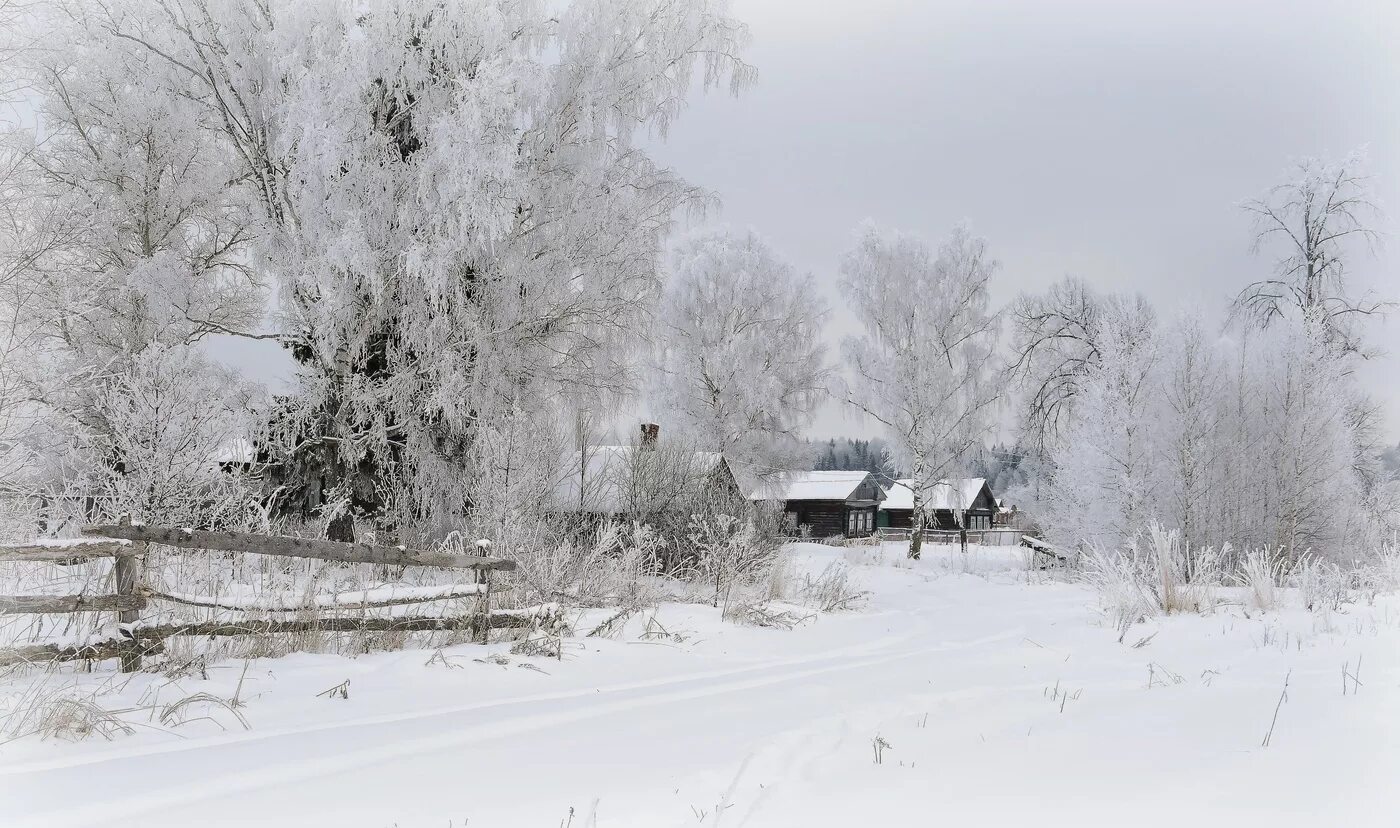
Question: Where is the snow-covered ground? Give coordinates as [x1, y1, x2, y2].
[2, 542, 1397, 827]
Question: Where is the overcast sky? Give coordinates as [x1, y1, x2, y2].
[651, 0, 1400, 439]
[215, 0, 1400, 442]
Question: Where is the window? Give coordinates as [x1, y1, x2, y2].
[847, 511, 857, 534]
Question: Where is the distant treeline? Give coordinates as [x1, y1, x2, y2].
[807, 438, 1035, 499]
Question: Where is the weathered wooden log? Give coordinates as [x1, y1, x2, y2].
[113, 514, 145, 672]
[0, 638, 164, 668]
[0, 540, 135, 563]
[149, 584, 499, 612]
[83, 524, 517, 571]
[133, 612, 534, 640]
[0, 609, 551, 666]
[0, 594, 148, 613]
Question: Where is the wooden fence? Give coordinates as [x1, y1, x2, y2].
[877, 528, 1025, 547]
[0, 517, 523, 672]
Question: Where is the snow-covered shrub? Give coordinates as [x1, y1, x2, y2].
[724, 600, 808, 629]
[1080, 524, 1223, 635]
[1294, 556, 1348, 613]
[503, 520, 663, 611]
[687, 512, 780, 613]
[764, 548, 794, 602]
[1, 692, 134, 743]
[797, 563, 866, 612]
[89, 343, 259, 528]
[1138, 524, 1221, 615]
[1234, 548, 1292, 611]
[1079, 545, 1155, 638]
[0, 673, 248, 742]
[1356, 543, 1400, 601]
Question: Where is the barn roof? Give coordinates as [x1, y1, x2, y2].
[751, 470, 876, 502]
[880, 478, 989, 511]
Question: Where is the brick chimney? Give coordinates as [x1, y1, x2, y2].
[639, 422, 660, 450]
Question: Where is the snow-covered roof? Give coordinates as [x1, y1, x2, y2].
[552, 445, 729, 513]
[879, 478, 989, 511]
[752, 470, 876, 502]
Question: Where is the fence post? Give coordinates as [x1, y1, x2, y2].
[114, 513, 144, 672]
[475, 539, 492, 644]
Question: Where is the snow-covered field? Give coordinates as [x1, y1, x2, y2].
[2, 542, 1396, 828]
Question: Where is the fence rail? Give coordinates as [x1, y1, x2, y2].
[0, 539, 135, 563]
[0, 594, 148, 613]
[84, 524, 516, 571]
[0, 517, 523, 671]
[877, 528, 1025, 546]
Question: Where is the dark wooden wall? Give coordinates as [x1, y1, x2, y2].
[785, 499, 848, 537]
[882, 508, 914, 529]
[786, 501, 878, 538]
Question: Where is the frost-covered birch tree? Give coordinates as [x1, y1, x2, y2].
[87, 0, 754, 539]
[0, 3, 265, 525]
[0, 145, 66, 508]
[1251, 321, 1364, 557]
[1158, 312, 1224, 555]
[839, 223, 1002, 559]
[1229, 154, 1388, 556]
[1007, 276, 1105, 455]
[17, 2, 265, 362]
[1232, 153, 1386, 355]
[652, 229, 830, 480]
[1040, 299, 1160, 554]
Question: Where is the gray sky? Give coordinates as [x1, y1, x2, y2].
[215, 0, 1400, 441]
[647, 0, 1400, 440]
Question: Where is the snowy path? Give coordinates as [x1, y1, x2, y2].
[2, 543, 1397, 827]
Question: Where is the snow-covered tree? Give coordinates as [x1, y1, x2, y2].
[839, 223, 1003, 559]
[1040, 298, 1160, 554]
[651, 229, 830, 480]
[0, 6, 266, 527]
[1249, 320, 1365, 557]
[1157, 312, 1224, 555]
[1227, 155, 1388, 557]
[18, 3, 265, 366]
[89, 342, 258, 528]
[89, 0, 754, 537]
[1007, 276, 1104, 455]
[1233, 153, 1386, 356]
[0, 145, 66, 509]
[1024, 287, 1382, 562]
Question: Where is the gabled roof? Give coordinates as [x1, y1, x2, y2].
[553, 445, 729, 513]
[752, 470, 877, 502]
[880, 478, 989, 511]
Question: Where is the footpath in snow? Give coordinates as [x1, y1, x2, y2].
[1, 542, 1397, 827]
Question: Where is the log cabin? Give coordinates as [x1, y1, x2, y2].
[877, 478, 998, 531]
[753, 470, 885, 538]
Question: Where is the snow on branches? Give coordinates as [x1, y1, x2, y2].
[838, 222, 1002, 558]
[651, 229, 830, 480]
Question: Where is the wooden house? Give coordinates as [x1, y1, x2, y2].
[753, 470, 885, 538]
[877, 478, 997, 531]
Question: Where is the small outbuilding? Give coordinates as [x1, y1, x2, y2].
[878, 478, 998, 531]
[754, 470, 885, 538]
